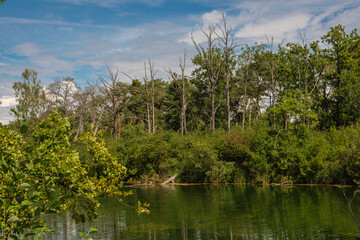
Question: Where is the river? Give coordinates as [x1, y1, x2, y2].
[42, 184, 360, 239]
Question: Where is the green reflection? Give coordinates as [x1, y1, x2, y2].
[42, 185, 360, 239]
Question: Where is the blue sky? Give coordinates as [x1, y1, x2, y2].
[0, 0, 360, 123]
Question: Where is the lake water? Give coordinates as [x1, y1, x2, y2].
[42, 184, 360, 239]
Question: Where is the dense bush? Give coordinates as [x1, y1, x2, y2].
[108, 123, 360, 185]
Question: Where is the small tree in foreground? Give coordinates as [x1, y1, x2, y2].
[0, 111, 147, 239]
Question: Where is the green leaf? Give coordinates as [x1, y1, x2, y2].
[32, 191, 40, 196]
[24, 232, 36, 237]
[7, 216, 20, 223]
[89, 227, 98, 234]
[20, 120, 29, 134]
[19, 183, 31, 189]
[10, 108, 19, 118]
[26, 163, 34, 170]
[79, 232, 86, 237]
[7, 205, 18, 211]
[21, 200, 32, 206]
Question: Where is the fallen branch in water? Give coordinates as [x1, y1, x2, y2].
[161, 174, 178, 185]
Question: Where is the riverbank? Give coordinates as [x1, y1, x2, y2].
[81, 122, 360, 186]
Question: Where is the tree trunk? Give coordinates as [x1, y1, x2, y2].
[226, 77, 231, 132]
[248, 99, 252, 128]
[242, 72, 247, 129]
[144, 63, 151, 133]
[210, 88, 215, 132]
[151, 78, 156, 134]
[75, 114, 83, 139]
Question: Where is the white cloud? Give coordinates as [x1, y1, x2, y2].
[0, 106, 15, 125]
[180, 0, 360, 45]
[58, 27, 73, 31]
[13, 43, 42, 57]
[235, 13, 312, 42]
[0, 96, 16, 107]
[201, 10, 223, 26]
[53, 0, 165, 8]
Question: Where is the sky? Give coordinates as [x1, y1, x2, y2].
[0, 0, 359, 124]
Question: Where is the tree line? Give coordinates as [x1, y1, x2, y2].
[7, 22, 360, 137]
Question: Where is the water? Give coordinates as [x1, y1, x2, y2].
[42, 185, 360, 239]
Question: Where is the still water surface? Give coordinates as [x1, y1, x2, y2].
[43, 185, 360, 239]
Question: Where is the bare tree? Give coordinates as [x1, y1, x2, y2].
[73, 88, 89, 139]
[166, 50, 189, 135]
[121, 60, 158, 134]
[72, 81, 105, 138]
[99, 67, 127, 137]
[263, 37, 281, 128]
[46, 76, 77, 118]
[143, 62, 152, 133]
[148, 59, 157, 134]
[216, 12, 239, 132]
[192, 25, 223, 132]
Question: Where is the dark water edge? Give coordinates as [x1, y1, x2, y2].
[41, 184, 360, 239]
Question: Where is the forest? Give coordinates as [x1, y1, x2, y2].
[2, 22, 360, 185]
[1, 20, 360, 238]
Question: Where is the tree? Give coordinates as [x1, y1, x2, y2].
[0, 112, 136, 239]
[0, 113, 98, 238]
[12, 68, 45, 120]
[216, 12, 238, 132]
[237, 45, 254, 129]
[321, 24, 360, 127]
[271, 90, 317, 129]
[147, 59, 157, 133]
[192, 26, 224, 132]
[166, 51, 190, 135]
[261, 38, 282, 128]
[100, 67, 128, 137]
[46, 76, 77, 118]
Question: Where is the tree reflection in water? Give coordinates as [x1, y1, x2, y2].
[42, 185, 360, 239]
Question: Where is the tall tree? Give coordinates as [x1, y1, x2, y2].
[100, 67, 128, 137]
[216, 12, 238, 132]
[148, 59, 157, 134]
[46, 76, 77, 118]
[321, 24, 360, 127]
[167, 51, 190, 135]
[143, 63, 152, 133]
[192, 25, 224, 132]
[12, 68, 45, 120]
[261, 37, 282, 128]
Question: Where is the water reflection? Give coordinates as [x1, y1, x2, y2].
[42, 185, 360, 239]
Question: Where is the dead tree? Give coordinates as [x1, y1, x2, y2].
[143, 63, 152, 133]
[166, 50, 189, 135]
[148, 59, 157, 134]
[47, 76, 77, 118]
[216, 12, 239, 132]
[122, 60, 157, 134]
[99, 67, 127, 137]
[192, 25, 223, 132]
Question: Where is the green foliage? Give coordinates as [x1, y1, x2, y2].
[118, 133, 169, 179]
[178, 138, 218, 183]
[76, 125, 127, 198]
[12, 68, 45, 121]
[270, 90, 318, 129]
[112, 121, 360, 185]
[0, 111, 130, 239]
